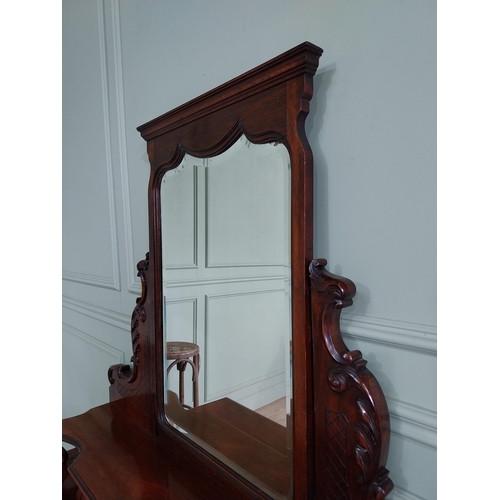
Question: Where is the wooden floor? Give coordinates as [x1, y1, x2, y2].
[255, 397, 287, 426]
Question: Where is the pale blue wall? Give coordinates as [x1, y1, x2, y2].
[63, 1, 436, 499]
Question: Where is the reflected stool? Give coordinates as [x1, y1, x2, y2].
[166, 341, 200, 408]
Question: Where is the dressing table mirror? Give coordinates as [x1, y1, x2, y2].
[62, 42, 393, 500]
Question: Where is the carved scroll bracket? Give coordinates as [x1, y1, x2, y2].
[309, 258, 356, 306]
[107, 254, 153, 421]
[309, 258, 362, 367]
[108, 253, 149, 385]
[309, 258, 393, 500]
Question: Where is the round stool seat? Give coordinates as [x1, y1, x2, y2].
[165, 341, 200, 408]
[166, 341, 199, 360]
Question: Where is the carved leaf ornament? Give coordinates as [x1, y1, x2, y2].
[309, 259, 393, 499]
[108, 254, 152, 418]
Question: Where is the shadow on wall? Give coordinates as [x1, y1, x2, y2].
[306, 65, 375, 318]
[306, 64, 335, 261]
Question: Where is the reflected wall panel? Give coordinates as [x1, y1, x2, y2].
[205, 289, 288, 409]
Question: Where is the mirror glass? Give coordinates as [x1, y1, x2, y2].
[161, 135, 292, 498]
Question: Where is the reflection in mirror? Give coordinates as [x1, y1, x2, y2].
[161, 136, 292, 498]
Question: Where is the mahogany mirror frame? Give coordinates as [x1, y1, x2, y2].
[133, 41, 321, 499]
[89, 41, 394, 500]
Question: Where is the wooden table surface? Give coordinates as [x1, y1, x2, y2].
[62, 399, 261, 500]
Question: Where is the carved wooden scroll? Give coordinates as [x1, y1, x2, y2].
[309, 259, 393, 500]
[108, 253, 155, 431]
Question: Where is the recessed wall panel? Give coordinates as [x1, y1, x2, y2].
[162, 166, 198, 268]
[62, 0, 117, 285]
[62, 323, 124, 419]
[206, 143, 289, 267]
[205, 289, 288, 405]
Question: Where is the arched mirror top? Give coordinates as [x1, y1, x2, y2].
[152, 121, 290, 185]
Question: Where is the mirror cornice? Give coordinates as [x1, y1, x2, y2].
[137, 41, 323, 142]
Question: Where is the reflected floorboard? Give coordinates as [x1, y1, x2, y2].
[166, 391, 291, 497]
[255, 397, 286, 426]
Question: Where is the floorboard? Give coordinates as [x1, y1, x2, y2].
[255, 397, 286, 426]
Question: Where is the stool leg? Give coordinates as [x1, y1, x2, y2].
[193, 354, 200, 408]
[177, 361, 187, 406]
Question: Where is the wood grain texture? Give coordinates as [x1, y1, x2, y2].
[63, 399, 256, 500]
